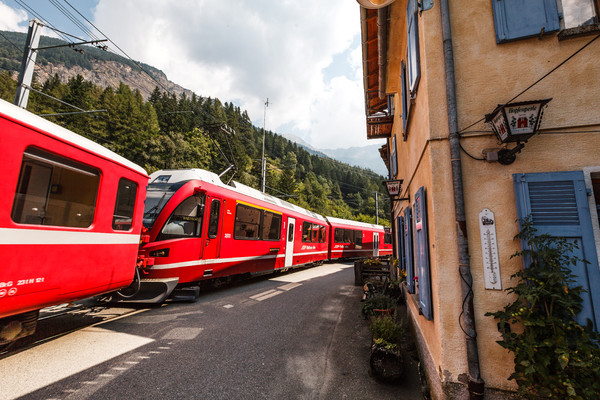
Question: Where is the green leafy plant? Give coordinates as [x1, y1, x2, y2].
[370, 315, 404, 346]
[363, 257, 383, 266]
[362, 294, 396, 317]
[486, 218, 600, 399]
[373, 337, 398, 350]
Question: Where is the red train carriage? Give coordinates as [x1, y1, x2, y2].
[134, 169, 331, 302]
[0, 99, 148, 345]
[325, 216, 393, 260]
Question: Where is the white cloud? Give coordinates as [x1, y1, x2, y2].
[92, 0, 368, 149]
[0, 2, 28, 32]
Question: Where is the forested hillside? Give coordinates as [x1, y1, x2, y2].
[0, 33, 389, 225]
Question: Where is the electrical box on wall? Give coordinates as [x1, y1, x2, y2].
[479, 208, 502, 290]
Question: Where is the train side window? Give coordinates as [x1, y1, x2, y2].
[343, 229, 353, 243]
[261, 211, 282, 241]
[234, 204, 261, 240]
[302, 221, 311, 242]
[11, 147, 99, 228]
[158, 194, 205, 240]
[355, 230, 363, 249]
[113, 178, 138, 231]
[319, 226, 327, 243]
[334, 228, 344, 243]
[207, 199, 221, 239]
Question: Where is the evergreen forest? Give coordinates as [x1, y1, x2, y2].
[0, 32, 390, 226]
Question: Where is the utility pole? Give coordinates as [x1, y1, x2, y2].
[375, 191, 379, 225]
[14, 19, 108, 111]
[261, 98, 269, 193]
[15, 19, 42, 108]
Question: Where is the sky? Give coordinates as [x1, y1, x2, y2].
[0, 0, 384, 151]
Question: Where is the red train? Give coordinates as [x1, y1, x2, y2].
[0, 97, 391, 344]
[132, 169, 392, 302]
[0, 99, 148, 345]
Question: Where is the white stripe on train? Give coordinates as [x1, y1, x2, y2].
[0, 228, 141, 245]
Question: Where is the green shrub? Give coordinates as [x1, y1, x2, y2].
[486, 218, 600, 399]
[362, 294, 396, 317]
[370, 315, 404, 346]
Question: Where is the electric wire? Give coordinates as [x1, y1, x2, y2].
[61, 0, 173, 97]
[50, 0, 100, 42]
[459, 142, 485, 161]
[15, 0, 72, 44]
[457, 32, 600, 135]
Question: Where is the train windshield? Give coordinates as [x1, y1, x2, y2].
[143, 183, 179, 229]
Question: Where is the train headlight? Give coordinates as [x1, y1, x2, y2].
[149, 248, 170, 257]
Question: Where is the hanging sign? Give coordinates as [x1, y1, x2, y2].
[479, 208, 502, 290]
[383, 179, 403, 196]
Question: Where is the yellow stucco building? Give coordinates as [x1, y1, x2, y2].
[358, 0, 600, 398]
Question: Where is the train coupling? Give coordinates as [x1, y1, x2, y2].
[117, 278, 179, 304]
[136, 255, 155, 272]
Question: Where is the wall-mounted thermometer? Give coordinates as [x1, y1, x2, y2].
[478, 208, 502, 290]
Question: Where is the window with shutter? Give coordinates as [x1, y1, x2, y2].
[513, 171, 600, 330]
[400, 60, 409, 141]
[414, 186, 433, 320]
[406, 0, 421, 94]
[492, 0, 560, 43]
[391, 136, 398, 178]
[397, 216, 405, 272]
[403, 207, 415, 293]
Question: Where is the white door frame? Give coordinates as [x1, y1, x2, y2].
[285, 217, 295, 267]
[373, 232, 380, 257]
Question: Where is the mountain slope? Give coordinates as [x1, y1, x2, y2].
[322, 144, 387, 177]
[0, 30, 191, 99]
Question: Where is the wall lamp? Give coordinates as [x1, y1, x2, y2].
[383, 179, 410, 203]
[484, 98, 551, 165]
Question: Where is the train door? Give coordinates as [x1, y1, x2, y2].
[373, 232, 380, 257]
[203, 197, 223, 260]
[285, 217, 295, 267]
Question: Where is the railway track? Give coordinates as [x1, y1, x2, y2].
[0, 300, 146, 360]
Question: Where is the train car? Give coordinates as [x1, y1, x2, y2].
[133, 169, 331, 302]
[0, 99, 148, 345]
[326, 216, 393, 260]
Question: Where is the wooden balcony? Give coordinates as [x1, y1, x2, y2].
[367, 114, 394, 139]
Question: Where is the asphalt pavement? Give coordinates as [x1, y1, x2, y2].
[1, 262, 425, 400]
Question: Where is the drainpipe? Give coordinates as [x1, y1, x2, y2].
[439, 0, 485, 398]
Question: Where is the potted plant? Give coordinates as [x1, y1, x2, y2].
[369, 314, 404, 382]
[361, 293, 396, 318]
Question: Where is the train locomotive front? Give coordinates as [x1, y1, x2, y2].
[131, 169, 331, 302]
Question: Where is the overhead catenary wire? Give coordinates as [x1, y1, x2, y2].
[49, 0, 100, 42]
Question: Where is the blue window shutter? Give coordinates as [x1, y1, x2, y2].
[414, 186, 433, 320]
[492, 0, 560, 43]
[403, 207, 415, 293]
[406, 0, 421, 94]
[391, 136, 398, 177]
[397, 216, 404, 271]
[400, 61, 408, 141]
[513, 171, 600, 330]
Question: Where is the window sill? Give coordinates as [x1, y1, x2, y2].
[557, 24, 600, 41]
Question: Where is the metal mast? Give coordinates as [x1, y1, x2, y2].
[261, 98, 269, 193]
[15, 19, 42, 108]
